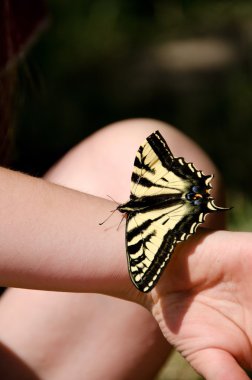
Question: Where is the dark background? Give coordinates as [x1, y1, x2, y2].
[13, 0, 252, 229]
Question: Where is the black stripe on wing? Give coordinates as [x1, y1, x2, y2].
[131, 172, 154, 188]
[133, 145, 156, 174]
[147, 131, 174, 170]
[134, 150, 155, 174]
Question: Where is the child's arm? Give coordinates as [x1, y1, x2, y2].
[0, 167, 131, 298]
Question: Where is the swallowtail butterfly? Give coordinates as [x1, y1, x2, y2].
[117, 131, 228, 292]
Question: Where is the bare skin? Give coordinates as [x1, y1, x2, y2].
[148, 229, 252, 380]
[0, 119, 250, 379]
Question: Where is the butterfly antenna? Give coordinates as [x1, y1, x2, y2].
[106, 194, 120, 205]
[99, 208, 117, 225]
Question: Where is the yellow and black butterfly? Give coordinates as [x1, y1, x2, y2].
[117, 130, 228, 293]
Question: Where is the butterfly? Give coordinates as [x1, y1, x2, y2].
[117, 130, 228, 292]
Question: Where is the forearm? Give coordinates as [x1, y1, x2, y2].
[0, 167, 129, 297]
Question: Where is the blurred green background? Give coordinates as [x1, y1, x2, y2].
[13, 1, 252, 378]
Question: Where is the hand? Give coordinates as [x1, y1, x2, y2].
[143, 229, 252, 380]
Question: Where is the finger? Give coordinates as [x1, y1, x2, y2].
[189, 348, 250, 380]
